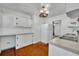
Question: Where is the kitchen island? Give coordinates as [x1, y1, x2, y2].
[49, 37, 79, 56]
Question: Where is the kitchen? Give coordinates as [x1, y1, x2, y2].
[0, 3, 79, 56]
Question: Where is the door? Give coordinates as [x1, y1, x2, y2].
[54, 20, 61, 37]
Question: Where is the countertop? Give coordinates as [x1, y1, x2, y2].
[0, 32, 33, 36]
[49, 37, 79, 55]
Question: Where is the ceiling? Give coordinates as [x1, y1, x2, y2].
[0, 3, 79, 18]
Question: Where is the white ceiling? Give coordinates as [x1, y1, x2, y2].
[0, 3, 79, 18]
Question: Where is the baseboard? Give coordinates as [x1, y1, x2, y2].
[32, 40, 40, 44]
[41, 40, 48, 44]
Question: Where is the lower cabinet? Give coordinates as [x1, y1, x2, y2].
[16, 34, 32, 49]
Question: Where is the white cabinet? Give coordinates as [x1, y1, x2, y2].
[49, 44, 78, 56]
[2, 14, 32, 28]
[16, 34, 32, 49]
[14, 16, 32, 27]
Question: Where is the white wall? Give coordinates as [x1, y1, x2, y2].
[32, 14, 41, 43]
[0, 8, 3, 52]
[32, 13, 51, 43]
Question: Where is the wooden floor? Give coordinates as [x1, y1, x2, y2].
[1, 42, 48, 56]
[1, 48, 16, 56]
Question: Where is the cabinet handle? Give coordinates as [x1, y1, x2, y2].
[16, 23, 18, 24]
[16, 17, 18, 20]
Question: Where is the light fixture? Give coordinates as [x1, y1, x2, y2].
[39, 5, 49, 17]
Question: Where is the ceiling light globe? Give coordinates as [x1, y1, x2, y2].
[45, 11, 49, 14]
[40, 10, 43, 13]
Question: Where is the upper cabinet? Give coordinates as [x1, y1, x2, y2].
[14, 16, 32, 27]
[2, 14, 32, 28]
[0, 13, 32, 35]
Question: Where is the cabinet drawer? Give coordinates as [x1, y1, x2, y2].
[21, 35, 32, 39]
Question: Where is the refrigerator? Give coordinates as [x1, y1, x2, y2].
[41, 24, 53, 43]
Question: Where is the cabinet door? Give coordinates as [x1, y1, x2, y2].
[16, 35, 22, 49]
[22, 34, 33, 46]
[16, 34, 32, 49]
[14, 16, 32, 27]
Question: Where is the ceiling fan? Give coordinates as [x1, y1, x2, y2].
[39, 4, 50, 17]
